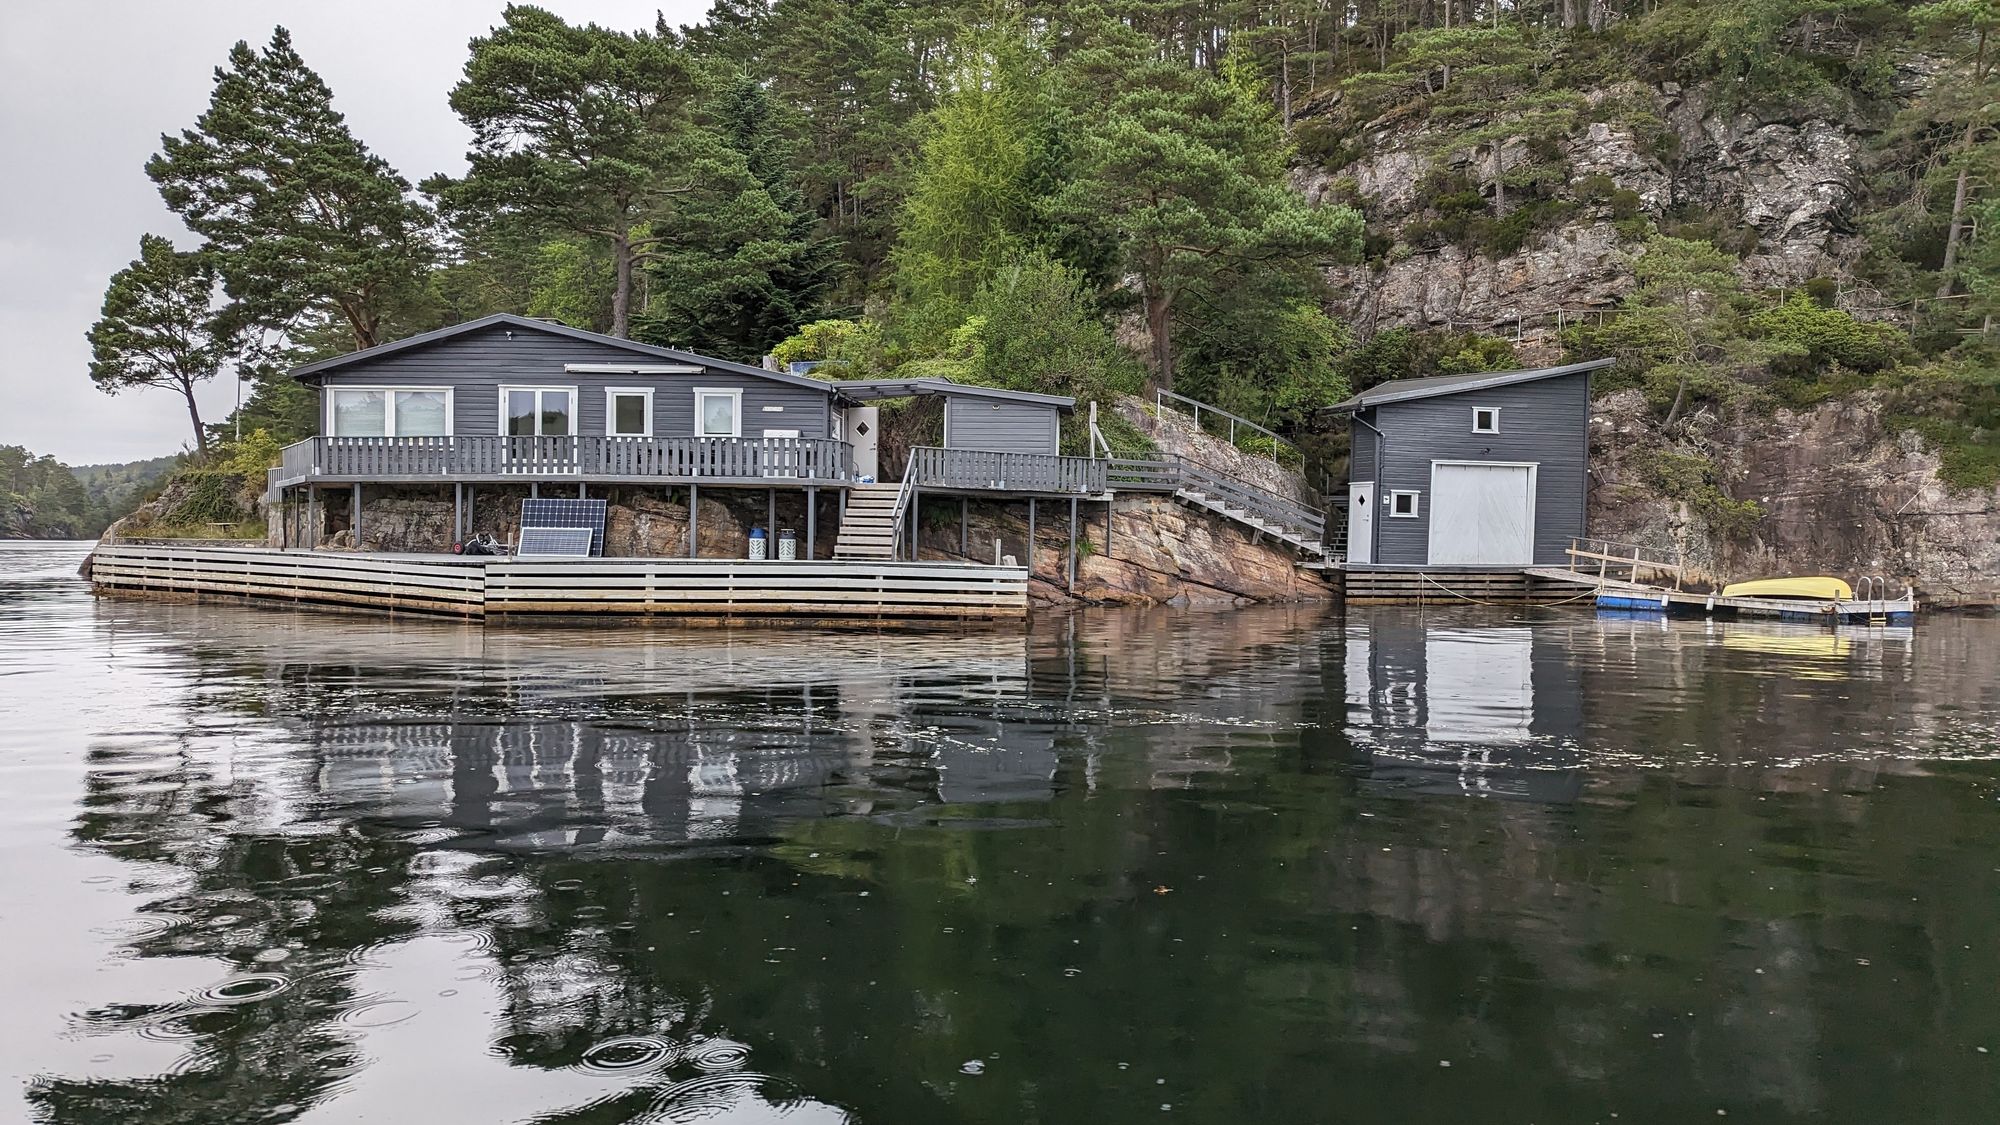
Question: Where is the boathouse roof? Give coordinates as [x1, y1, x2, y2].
[1325, 357, 1614, 413]
[288, 313, 841, 392]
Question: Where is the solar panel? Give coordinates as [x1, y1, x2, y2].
[516, 526, 596, 558]
[521, 498, 607, 556]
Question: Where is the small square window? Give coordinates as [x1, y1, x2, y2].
[608, 390, 652, 437]
[1472, 407, 1501, 433]
[1389, 490, 1420, 518]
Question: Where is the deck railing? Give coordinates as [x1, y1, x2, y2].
[905, 446, 1108, 494]
[1107, 451, 1326, 549]
[275, 435, 854, 484]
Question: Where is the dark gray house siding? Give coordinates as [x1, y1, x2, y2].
[945, 396, 1060, 456]
[1347, 370, 1589, 567]
[305, 323, 832, 439]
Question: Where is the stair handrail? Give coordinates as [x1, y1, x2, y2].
[1153, 389, 1303, 468]
[1171, 455, 1327, 546]
[886, 454, 922, 561]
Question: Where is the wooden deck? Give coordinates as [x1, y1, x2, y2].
[1525, 567, 1918, 624]
[270, 434, 854, 489]
[89, 544, 1028, 623]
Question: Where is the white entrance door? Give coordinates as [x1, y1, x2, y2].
[1346, 483, 1375, 564]
[1427, 462, 1536, 565]
[848, 406, 881, 480]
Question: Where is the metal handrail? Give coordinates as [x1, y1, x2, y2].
[1103, 449, 1326, 549]
[887, 456, 921, 561]
[1154, 389, 1303, 467]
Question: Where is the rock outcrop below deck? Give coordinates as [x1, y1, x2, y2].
[914, 494, 1333, 607]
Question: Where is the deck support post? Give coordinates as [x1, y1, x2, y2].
[1068, 496, 1078, 592]
[351, 484, 361, 547]
[909, 486, 920, 560]
[689, 484, 699, 558]
[579, 482, 587, 501]
[531, 481, 540, 499]
[1105, 499, 1114, 559]
[453, 483, 463, 541]
[1027, 498, 1036, 576]
[466, 486, 475, 541]
[806, 487, 817, 559]
[960, 497, 968, 558]
[767, 488, 776, 539]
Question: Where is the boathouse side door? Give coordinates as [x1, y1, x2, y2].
[1427, 461, 1536, 565]
[1346, 483, 1375, 564]
[849, 406, 880, 480]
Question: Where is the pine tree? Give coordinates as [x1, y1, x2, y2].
[633, 73, 840, 360]
[429, 5, 706, 338]
[1057, 40, 1361, 389]
[86, 236, 246, 454]
[146, 27, 434, 350]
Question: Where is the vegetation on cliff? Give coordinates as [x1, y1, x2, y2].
[88, 1, 2000, 527]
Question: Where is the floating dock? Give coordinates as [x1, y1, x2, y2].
[88, 543, 1029, 624]
[1526, 568, 1916, 625]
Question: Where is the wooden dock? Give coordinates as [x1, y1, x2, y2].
[88, 544, 1029, 623]
[1525, 566, 1917, 625]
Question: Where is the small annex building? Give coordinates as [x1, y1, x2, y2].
[1327, 358, 1611, 568]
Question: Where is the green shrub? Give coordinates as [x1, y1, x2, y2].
[1640, 449, 1764, 538]
[1746, 295, 1909, 377]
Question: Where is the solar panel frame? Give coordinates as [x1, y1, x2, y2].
[521, 498, 608, 556]
[515, 526, 596, 558]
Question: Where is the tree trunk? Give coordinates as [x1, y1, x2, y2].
[182, 385, 208, 453]
[1661, 374, 1688, 431]
[1937, 139, 1974, 299]
[1144, 285, 1175, 391]
[611, 230, 634, 338]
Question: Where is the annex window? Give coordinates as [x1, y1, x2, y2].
[606, 388, 653, 437]
[329, 388, 450, 437]
[1472, 406, 1501, 434]
[695, 388, 743, 438]
[503, 387, 575, 437]
[1389, 490, 1421, 518]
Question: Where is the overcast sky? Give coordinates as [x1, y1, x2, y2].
[0, 1, 710, 466]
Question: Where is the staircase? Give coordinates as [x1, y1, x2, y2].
[1168, 458, 1331, 561]
[833, 482, 905, 559]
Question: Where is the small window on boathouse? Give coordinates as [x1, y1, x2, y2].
[1472, 406, 1501, 433]
[1389, 490, 1420, 518]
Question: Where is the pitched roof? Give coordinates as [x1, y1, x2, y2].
[833, 376, 1075, 412]
[1326, 358, 1614, 412]
[288, 313, 838, 392]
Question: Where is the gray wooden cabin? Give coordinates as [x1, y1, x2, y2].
[267, 314, 1089, 553]
[1328, 359, 1610, 568]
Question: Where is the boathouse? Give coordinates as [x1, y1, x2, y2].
[1328, 358, 1611, 571]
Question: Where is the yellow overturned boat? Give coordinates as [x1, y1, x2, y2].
[1719, 576, 1853, 601]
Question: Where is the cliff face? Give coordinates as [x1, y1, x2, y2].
[1589, 390, 2000, 603]
[1302, 79, 1880, 356]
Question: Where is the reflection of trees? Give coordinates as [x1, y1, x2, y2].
[35, 602, 2000, 1123]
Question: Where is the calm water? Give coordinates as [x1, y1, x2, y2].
[3, 541, 1998, 1124]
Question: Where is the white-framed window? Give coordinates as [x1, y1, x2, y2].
[1389, 490, 1421, 518]
[694, 388, 743, 438]
[500, 386, 577, 437]
[327, 387, 452, 437]
[605, 387, 654, 437]
[1472, 406, 1501, 434]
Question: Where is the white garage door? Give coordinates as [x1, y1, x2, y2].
[1427, 462, 1536, 565]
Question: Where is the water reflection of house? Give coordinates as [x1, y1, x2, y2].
[1343, 617, 1585, 802]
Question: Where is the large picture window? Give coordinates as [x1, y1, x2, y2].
[695, 388, 742, 438]
[329, 388, 450, 437]
[503, 387, 575, 437]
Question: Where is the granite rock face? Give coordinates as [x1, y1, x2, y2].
[1588, 390, 2000, 604]
[915, 493, 1334, 607]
